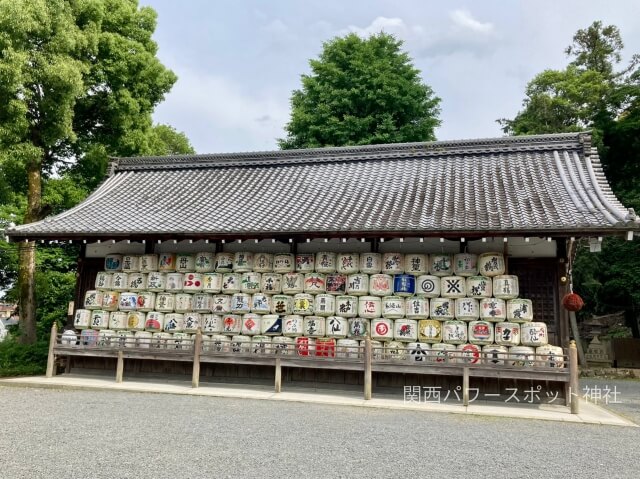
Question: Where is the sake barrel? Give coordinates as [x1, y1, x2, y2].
[95, 272, 113, 290]
[507, 299, 533, 322]
[293, 294, 314, 315]
[104, 254, 123, 272]
[369, 274, 393, 296]
[346, 274, 368, 296]
[455, 298, 480, 321]
[97, 329, 116, 347]
[140, 254, 159, 273]
[295, 253, 315, 273]
[251, 293, 271, 314]
[477, 252, 505, 277]
[404, 254, 428, 275]
[326, 274, 347, 295]
[222, 314, 242, 335]
[126, 312, 145, 331]
[183, 272, 204, 292]
[393, 274, 415, 297]
[176, 254, 195, 273]
[122, 255, 140, 273]
[251, 335, 273, 354]
[164, 313, 185, 332]
[271, 295, 293, 315]
[304, 273, 326, 293]
[136, 292, 156, 312]
[416, 275, 441, 298]
[230, 293, 251, 314]
[116, 330, 135, 348]
[241, 313, 261, 335]
[155, 293, 175, 312]
[326, 316, 348, 338]
[192, 293, 212, 312]
[118, 292, 138, 311]
[382, 296, 405, 319]
[440, 276, 466, 299]
[365, 340, 384, 359]
[260, 273, 282, 293]
[358, 296, 381, 319]
[165, 272, 184, 292]
[281, 272, 304, 294]
[127, 272, 147, 291]
[337, 339, 360, 358]
[359, 253, 382, 274]
[61, 329, 78, 346]
[135, 331, 153, 348]
[158, 253, 176, 272]
[108, 311, 127, 330]
[348, 318, 370, 339]
[479, 298, 506, 321]
[431, 343, 457, 363]
[430, 298, 454, 320]
[418, 320, 442, 343]
[405, 297, 429, 320]
[315, 338, 336, 357]
[336, 295, 358, 318]
[214, 252, 234, 272]
[74, 309, 91, 329]
[272, 336, 294, 355]
[468, 320, 494, 345]
[253, 253, 274, 273]
[202, 314, 223, 334]
[273, 253, 295, 273]
[232, 251, 253, 272]
[260, 315, 282, 336]
[429, 254, 453, 276]
[84, 290, 104, 310]
[174, 293, 194, 313]
[209, 334, 231, 352]
[509, 346, 535, 367]
[482, 345, 509, 366]
[493, 275, 519, 300]
[91, 310, 111, 330]
[183, 312, 201, 333]
[521, 322, 548, 346]
[295, 337, 316, 357]
[456, 343, 481, 364]
[221, 273, 241, 294]
[102, 292, 120, 312]
[494, 322, 521, 347]
[152, 332, 173, 350]
[303, 316, 326, 338]
[314, 294, 335, 317]
[442, 320, 468, 345]
[146, 272, 167, 292]
[394, 319, 418, 342]
[211, 294, 231, 313]
[144, 312, 165, 332]
[371, 318, 393, 341]
[203, 273, 223, 293]
[466, 276, 493, 298]
[240, 271, 261, 293]
[336, 253, 359, 274]
[315, 252, 336, 273]
[282, 315, 304, 337]
[407, 342, 431, 362]
[385, 341, 407, 360]
[171, 332, 191, 350]
[536, 345, 565, 368]
[453, 253, 478, 277]
[382, 252, 404, 274]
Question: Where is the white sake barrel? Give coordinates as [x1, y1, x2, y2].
[158, 253, 176, 272]
[369, 274, 393, 296]
[74, 309, 91, 329]
[183, 272, 204, 292]
[251, 335, 273, 354]
[84, 290, 104, 310]
[176, 254, 195, 273]
[440, 276, 466, 299]
[360, 253, 382, 274]
[140, 254, 159, 273]
[304, 273, 326, 293]
[192, 293, 212, 312]
[315, 252, 336, 273]
[214, 252, 234, 272]
[202, 314, 223, 334]
[260, 273, 282, 293]
[222, 314, 242, 335]
[314, 294, 335, 317]
[137, 292, 155, 312]
[382, 296, 405, 319]
[509, 346, 535, 367]
[408, 342, 431, 362]
[195, 251, 216, 273]
[164, 313, 185, 332]
[454, 253, 478, 277]
[456, 343, 481, 364]
[346, 274, 368, 296]
[326, 316, 348, 338]
[326, 274, 347, 295]
[272, 336, 294, 355]
[364, 340, 384, 359]
[429, 254, 453, 276]
[144, 312, 164, 332]
[127, 272, 147, 291]
[303, 316, 326, 338]
[479, 298, 506, 321]
[241, 313, 261, 335]
[358, 296, 381, 319]
[507, 299, 533, 322]
[336, 253, 359, 274]
[97, 329, 116, 347]
[260, 315, 282, 335]
[221, 273, 241, 293]
[466, 276, 492, 298]
[477, 252, 505, 277]
[155, 293, 175, 312]
[494, 322, 521, 347]
[393, 274, 416, 297]
[108, 311, 127, 330]
[430, 298, 454, 320]
[455, 298, 480, 321]
[521, 322, 548, 347]
[209, 334, 231, 352]
[385, 341, 407, 361]
[128, 313, 145, 333]
[295, 253, 315, 273]
[273, 253, 295, 273]
[348, 318, 370, 339]
[536, 345, 565, 368]
[315, 338, 337, 357]
[202, 273, 222, 293]
[381, 252, 404, 274]
[122, 255, 140, 273]
[174, 293, 194, 313]
[371, 318, 393, 341]
[102, 292, 120, 312]
[251, 293, 271, 314]
[95, 272, 113, 290]
[152, 332, 173, 349]
[253, 253, 274, 273]
[91, 310, 111, 330]
[493, 275, 519, 300]
[336, 339, 360, 358]
[135, 331, 153, 348]
[146, 272, 166, 292]
[295, 337, 315, 357]
[183, 312, 201, 333]
[165, 272, 184, 292]
[115, 330, 135, 348]
[60, 329, 78, 345]
[431, 343, 457, 363]
[405, 297, 429, 320]
[232, 252, 254, 273]
[104, 254, 123, 272]
[404, 254, 428, 275]
[240, 272, 261, 293]
[468, 320, 494, 345]
[271, 295, 293, 315]
[393, 319, 418, 342]
[230, 293, 251, 314]
[482, 345, 509, 366]
[335, 295, 358, 318]
[293, 294, 314, 315]
[416, 275, 441, 299]
[171, 332, 191, 350]
[118, 292, 138, 311]
[442, 320, 468, 345]
[282, 315, 304, 337]
[282, 272, 304, 294]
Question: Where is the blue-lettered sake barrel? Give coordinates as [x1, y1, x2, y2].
[393, 274, 415, 297]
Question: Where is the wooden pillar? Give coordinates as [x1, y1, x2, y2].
[569, 340, 580, 414]
[462, 367, 470, 406]
[116, 350, 124, 383]
[364, 337, 372, 400]
[192, 328, 202, 388]
[274, 356, 282, 393]
[46, 322, 58, 378]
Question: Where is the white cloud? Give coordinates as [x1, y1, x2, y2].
[450, 9, 495, 35]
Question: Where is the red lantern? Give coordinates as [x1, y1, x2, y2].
[562, 293, 584, 312]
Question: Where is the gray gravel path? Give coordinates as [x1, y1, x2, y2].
[580, 378, 640, 425]
[0, 385, 638, 479]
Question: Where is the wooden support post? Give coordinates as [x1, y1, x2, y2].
[463, 367, 470, 406]
[364, 337, 372, 400]
[192, 328, 202, 388]
[46, 322, 58, 378]
[569, 340, 580, 414]
[116, 350, 124, 383]
[569, 311, 586, 366]
[275, 356, 282, 393]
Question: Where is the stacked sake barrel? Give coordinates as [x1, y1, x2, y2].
[70, 250, 563, 367]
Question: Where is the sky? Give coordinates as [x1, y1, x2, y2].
[142, 0, 640, 154]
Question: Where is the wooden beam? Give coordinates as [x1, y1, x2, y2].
[116, 350, 124, 383]
[275, 357, 282, 393]
[45, 322, 58, 378]
[463, 367, 470, 406]
[192, 328, 202, 388]
[569, 340, 580, 414]
[364, 337, 372, 400]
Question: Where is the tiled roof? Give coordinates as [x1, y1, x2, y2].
[6, 133, 638, 241]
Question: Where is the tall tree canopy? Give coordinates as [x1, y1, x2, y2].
[279, 32, 441, 149]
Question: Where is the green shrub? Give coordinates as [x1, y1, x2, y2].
[0, 338, 49, 377]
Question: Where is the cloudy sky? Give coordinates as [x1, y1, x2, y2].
[142, 0, 640, 154]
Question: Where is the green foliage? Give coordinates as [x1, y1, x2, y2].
[279, 33, 441, 149]
[0, 338, 48, 377]
[147, 124, 195, 156]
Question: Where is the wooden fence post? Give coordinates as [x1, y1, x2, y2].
[192, 328, 202, 388]
[569, 340, 580, 414]
[116, 350, 124, 383]
[275, 355, 282, 393]
[463, 367, 470, 406]
[46, 322, 58, 378]
[364, 337, 372, 400]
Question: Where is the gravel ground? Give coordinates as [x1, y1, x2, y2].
[0, 385, 638, 479]
[580, 377, 640, 425]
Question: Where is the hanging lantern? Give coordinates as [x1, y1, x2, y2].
[562, 293, 584, 312]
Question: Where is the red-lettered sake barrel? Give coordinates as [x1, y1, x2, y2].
[295, 253, 315, 273]
[371, 318, 393, 341]
[468, 320, 494, 345]
[393, 319, 418, 342]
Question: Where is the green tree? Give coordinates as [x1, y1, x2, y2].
[279, 33, 441, 149]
